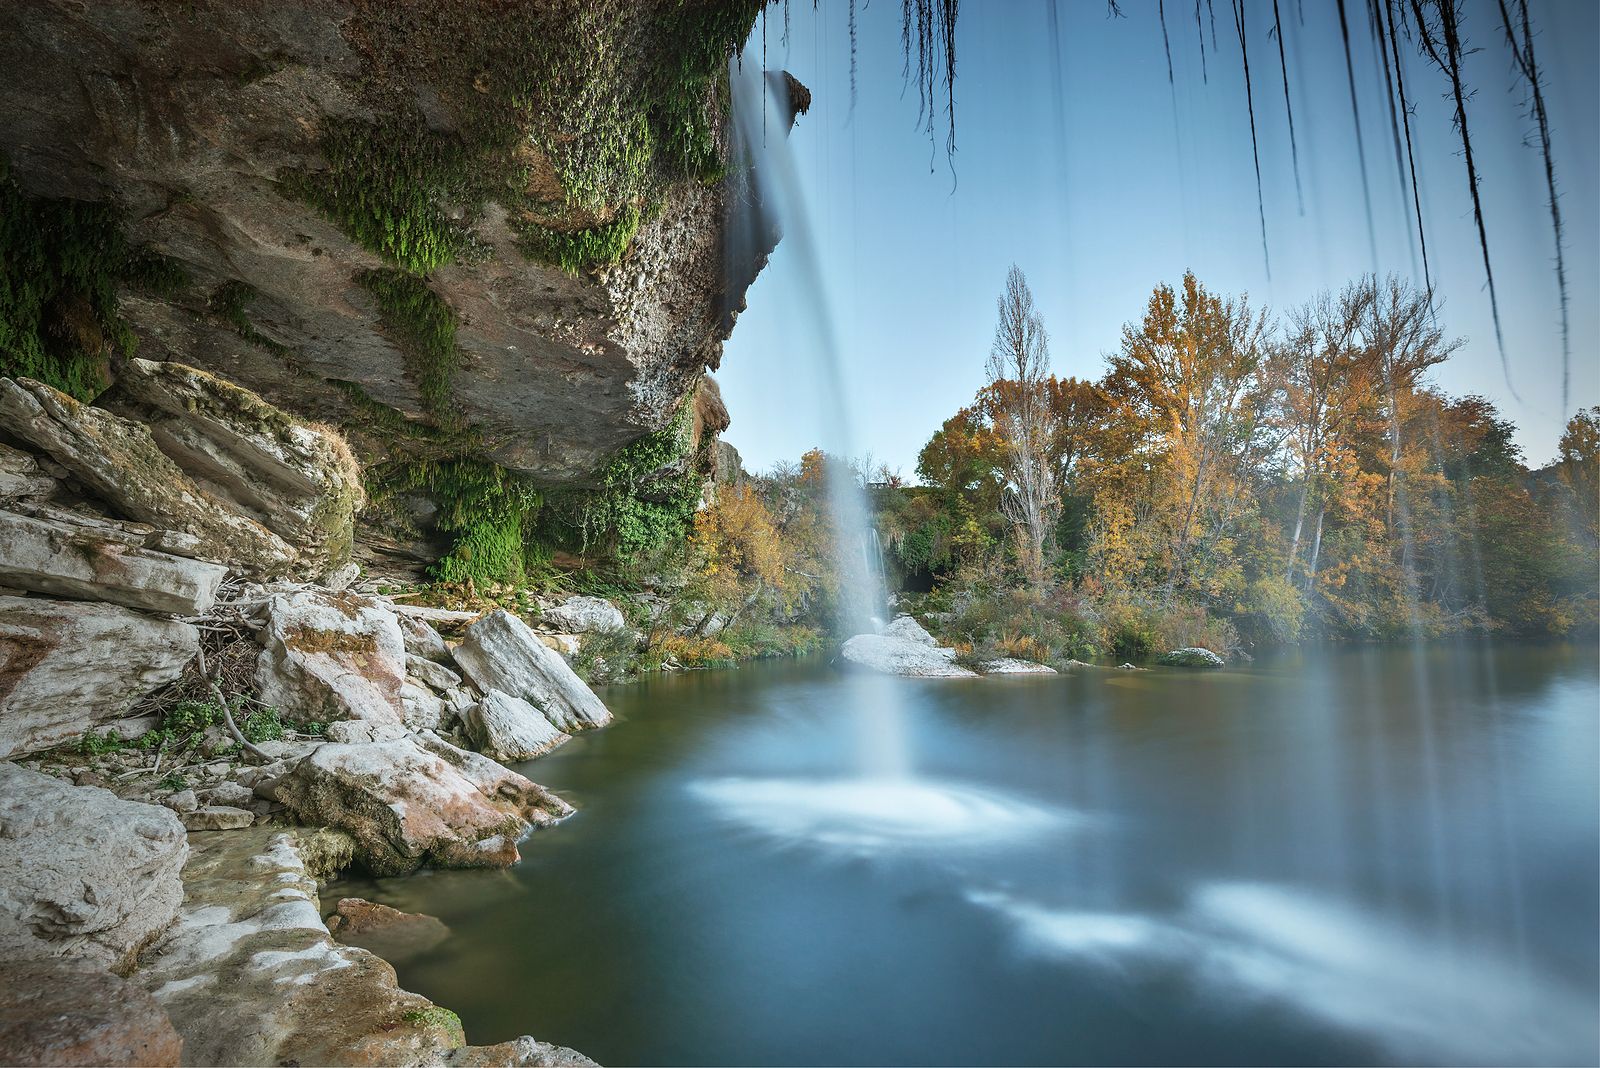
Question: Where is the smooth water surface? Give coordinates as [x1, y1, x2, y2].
[332, 644, 1599, 1066]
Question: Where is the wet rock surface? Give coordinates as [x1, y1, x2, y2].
[839, 634, 979, 679]
[326, 897, 450, 963]
[0, 960, 183, 1068]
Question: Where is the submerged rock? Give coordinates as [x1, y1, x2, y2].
[268, 732, 572, 876]
[0, 764, 188, 974]
[465, 690, 572, 763]
[880, 614, 940, 647]
[325, 898, 450, 963]
[445, 1037, 600, 1067]
[453, 610, 613, 732]
[1157, 647, 1226, 668]
[0, 960, 182, 1068]
[0, 595, 198, 758]
[839, 634, 979, 678]
[254, 587, 408, 726]
[981, 658, 1058, 675]
[0, 508, 228, 615]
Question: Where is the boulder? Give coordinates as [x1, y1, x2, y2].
[325, 898, 450, 962]
[839, 634, 979, 678]
[1157, 647, 1226, 668]
[465, 690, 572, 763]
[0, 509, 227, 615]
[453, 611, 613, 732]
[269, 732, 573, 876]
[0, 764, 187, 973]
[0, 960, 182, 1067]
[401, 682, 451, 732]
[398, 614, 454, 663]
[408, 653, 463, 692]
[881, 614, 940, 647]
[0, 596, 198, 758]
[541, 595, 626, 634]
[106, 358, 363, 579]
[0, 442, 56, 500]
[0, 378, 296, 574]
[981, 658, 1058, 675]
[254, 588, 408, 726]
[324, 720, 409, 745]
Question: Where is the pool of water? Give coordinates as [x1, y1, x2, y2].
[331, 643, 1599, 1066]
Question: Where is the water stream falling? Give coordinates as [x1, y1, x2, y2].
[696, 52, 1066, 851]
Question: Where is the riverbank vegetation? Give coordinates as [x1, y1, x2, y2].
[877, 268, 1599, 662]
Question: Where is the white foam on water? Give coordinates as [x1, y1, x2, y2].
[688, 776, 1071, 856]
[967, 882, 1599, 1065]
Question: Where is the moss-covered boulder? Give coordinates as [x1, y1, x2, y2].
[1157, 647, 1226, 668]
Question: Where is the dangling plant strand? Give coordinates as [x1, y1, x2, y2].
[1269, 0, 1305, 214]
[1195, 0, 1209, 82]
[1384, 0, 1434, 297]
[1370, 0, 1422, 280]
[1496, 0, 1570, 415]
[1159, 0, 1176, 84]
[1409, 0, 1514, 397]
[1335, 0, 1381, 266]
[1231, 0, 1272, 280]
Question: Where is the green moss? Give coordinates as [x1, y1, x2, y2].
[375, 457, 543, 586]
[356, 269, 460, 422]
[0, 160, 183, 399]
[518, 204, 642, 275]
[402, 1006, 466, 1048]
[77, 730, 125, 756]
[209, 280, 290, 355]
[283, 115, 478, 274]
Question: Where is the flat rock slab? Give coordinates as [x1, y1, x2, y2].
[0, 508, 227, 615]
[180, 805, 254, 831]
[269, 732, 573, 876]
[0, 960, 182, 1067]
[0, 595, 199, 757]
[840, 634, 979, 678]
[326, 898, 450, 964]
[0, 764, 188, 974]
[981, 658, 1058, 675]
[140, 828, 594, 1067]
[453, 610, 613, 732]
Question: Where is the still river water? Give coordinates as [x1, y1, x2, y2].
[332, 642, 1598, 1066]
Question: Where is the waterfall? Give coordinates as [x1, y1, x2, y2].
[726, 53, 908, 781]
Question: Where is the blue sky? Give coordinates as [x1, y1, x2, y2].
[718, 0, 1599, 476]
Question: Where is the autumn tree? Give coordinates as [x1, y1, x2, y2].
[1556, 407, 1600, 541]
[986, 265, 1060, 592]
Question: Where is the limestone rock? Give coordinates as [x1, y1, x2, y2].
[325, 898, 450, 963]
[141, 830, 477, 1066]
[161, 790, 198, 814]
[324, 720, 409, 745]
[0, 442, 56, 501]
[981, 658, 1058, 675]
[0, 378, 296, 574]
[180, 806, 254, 831]
[254, 588, 407, 726]
[0, 764, 187, 973]
[446, 1037, 600, 1067]
[0, 508, 227, 615]
[453, 611, 613, 732]
[107, 358, 364, 579]
[541, 595, 626, 634]
[0, 960, 182, 1068]
[399, 614, 455, 664]
[465, 690, 571, 763]
[401, 682, 450, 732]
[839, 634, 979, 678]
[269, 732, 573, 876]
[0, 596, 198, 758]
[1157, 647, 1226, 668]
[408, 653, 463, 692]
[881, 614, 940, 647]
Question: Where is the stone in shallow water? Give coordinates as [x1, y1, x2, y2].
[0, 960, 182, 1067]
[453, 610, 613, 731]
[465, 690, 572, 763]
[981, 658, 1057, 675]
[839, 633, 978, 678]
[326, 897, 450, 963]
[1157, 647, 1225, 668]
[269, 732, 572, 876]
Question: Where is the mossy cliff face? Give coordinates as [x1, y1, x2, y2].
[0, 0, 771, 495]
